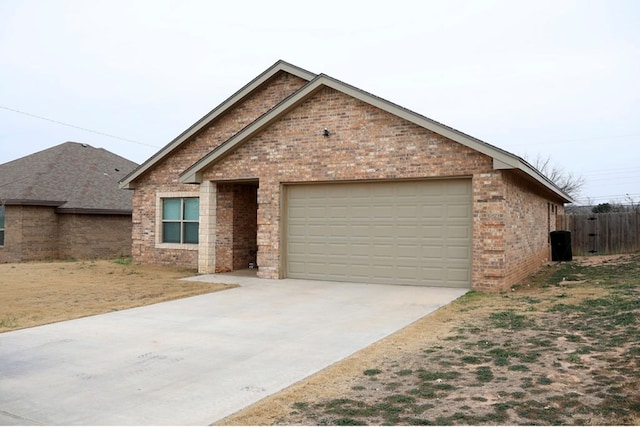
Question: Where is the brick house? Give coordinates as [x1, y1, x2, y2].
[0, 142, 138, 262]
[120, 61, 571, 291]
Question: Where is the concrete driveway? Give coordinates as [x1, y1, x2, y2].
[0, 274, 466, 425]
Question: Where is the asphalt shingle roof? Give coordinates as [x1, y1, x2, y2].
[0, 142, 138, 212]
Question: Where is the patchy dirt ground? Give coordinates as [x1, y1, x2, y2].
[0, 259, 234, 332]
[218, 254, 640, 426]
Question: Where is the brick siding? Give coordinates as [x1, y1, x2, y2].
[58, 213, 132, 259]
[0, 205, 132, 262]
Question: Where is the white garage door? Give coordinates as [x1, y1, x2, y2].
[285, 179, 472, 288]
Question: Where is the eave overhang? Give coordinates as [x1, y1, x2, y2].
[1, 199, 66, 207]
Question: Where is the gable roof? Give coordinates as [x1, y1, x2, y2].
[120, 60, 572, 203]
[0, 142, 138, 213]
[178, 72, 572, 202]
[119, 60, 316, 189]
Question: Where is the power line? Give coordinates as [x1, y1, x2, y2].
[508, 132, 639, 148]
[0, 105, 160, 148]
[574, 192, 640, 203]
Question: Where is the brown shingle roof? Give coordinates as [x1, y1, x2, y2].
[0, 142, 138, 213]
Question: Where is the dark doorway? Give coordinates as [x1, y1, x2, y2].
[215, 182, 258, 272]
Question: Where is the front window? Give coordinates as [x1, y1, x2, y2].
[0, 205, 4, 246]
[162, 197, 199, 244]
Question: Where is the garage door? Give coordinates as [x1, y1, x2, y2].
[285, 179, 472, 288]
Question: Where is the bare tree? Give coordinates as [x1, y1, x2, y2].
[526, 154, 585, 200]
[625, 194, 640, 213]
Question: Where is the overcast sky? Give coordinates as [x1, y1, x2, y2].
[1, 0, 638, 205]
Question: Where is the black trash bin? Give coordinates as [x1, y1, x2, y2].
[550, 230, 572, 262]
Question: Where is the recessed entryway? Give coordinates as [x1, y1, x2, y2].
[214, 182, 258, 272]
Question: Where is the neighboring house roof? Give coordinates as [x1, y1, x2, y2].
[119, 60, 572, 203]
[0, 142, 138, 213]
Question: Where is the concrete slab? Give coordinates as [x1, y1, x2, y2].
[0, 275, 467, 425]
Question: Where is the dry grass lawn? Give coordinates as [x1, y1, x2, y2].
[0, 258, 234, 332]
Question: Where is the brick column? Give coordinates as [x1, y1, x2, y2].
[256, 180, 280, 279]
[198, 181, 217, 273]
[472, 172, 507, 290]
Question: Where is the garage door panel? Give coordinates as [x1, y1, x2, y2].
[328, 225, 349, 236]
[373, 225, 396, 237]
[300, 263, 325, 276]
[395, 244, 420, 258]
[422, 245, 445, 259]
[448, 225, 471, 239]
[423, 206, 443, 218]
[351, 244, 372, 256]
[350, 263, 373, 277]
[308, 225, 329, 237]
[328, 243, 349, 256]
[422, 266, 445, 280]
[447, 268, 471, 283]
[288, 261, 306, 275]
[372, 265, 395, 279]
[305, 243, 326, 255]
[448, 204, 471, 219]
[370, 243, 394, 256]
[349, 225, 371, 238]
[447, 246, 471, 260]
[398, 211, 420, 221]
[396, 225, 421, 238]
[423, 226, 444, 239]
[286, 180, 471, 288]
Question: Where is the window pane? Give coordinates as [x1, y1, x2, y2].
[183, 198, 199, 221]
[183, 222, 199, 244]
[0, 230, 4, 246]
[0, 205, 4, 227]
[162, 222, 181, 243]
[162, 199, 181, 220]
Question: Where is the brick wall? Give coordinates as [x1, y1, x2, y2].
[130, 71, 307, 268]
[132, 78, 566, 290]
[0, 206, 131, 262]
[0, 206, 59, 262]
[501, 172, 564, 287]
[0, 205, 25, 263]
[58, 213, 132, 259]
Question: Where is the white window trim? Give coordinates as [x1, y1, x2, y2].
[155, 191, 200, 250]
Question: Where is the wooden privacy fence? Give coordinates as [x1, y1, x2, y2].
[560, 212, 640, 256]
